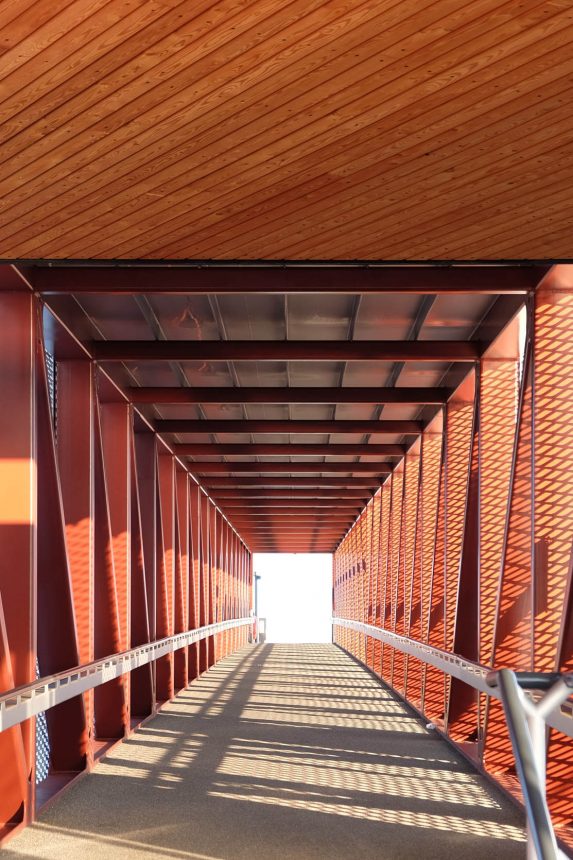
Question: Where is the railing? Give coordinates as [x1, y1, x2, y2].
[256, 616, 267, 644]
[332, 617, 573, 860]
[0, 617, 253, 733]
[487, 670, 573, 860]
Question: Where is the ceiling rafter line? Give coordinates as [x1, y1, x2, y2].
[205, 293, 257, 465]
[25, 265, 544, 293]
[365, 294, 438, 450]
[91, 339, 480, 361]
[127, 386, 451, 404]
[155, 418, 423, 433]
[328, 293, 362, 466]
[210, 491, 370, 498]
[202, 477, 383, 487]
[188, 462, 392, 473]
[283, 294, 293, 460]
[173, 443, 404, 455]
[133, 294, 229, 468]
[220, 503, 364, 509]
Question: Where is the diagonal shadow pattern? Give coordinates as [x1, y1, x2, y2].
[4, 644, 526, 860]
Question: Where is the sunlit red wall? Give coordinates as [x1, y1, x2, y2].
[334, 284, 573, 836]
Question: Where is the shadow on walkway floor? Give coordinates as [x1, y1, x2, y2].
[4, 644, 526, 859]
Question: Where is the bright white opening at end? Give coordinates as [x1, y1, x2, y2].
[254, 553, 333, 643]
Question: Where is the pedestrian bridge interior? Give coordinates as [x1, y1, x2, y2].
[1, 1, 573, 858]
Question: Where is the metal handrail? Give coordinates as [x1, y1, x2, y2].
[0, 617, 253, 733]
[487, 670, 573, 860]
[332, 617, 573, 859]
[332, 617, 573, 739]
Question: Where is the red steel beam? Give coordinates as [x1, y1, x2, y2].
[176, 443, 404, 456]
[216, 499, 367, 509]
[92, 340, 478, 362]
[224, 519, 359, 526]
[235, 526, 352, 531]
[129, 387, 449, 404]
[251, 548, 337, 552]
[28, 265, 541, 294]
[202, 476, 383, 487]
[219, 501, 362, 509]
[232, 513, 354, 519]
[249, 539, 338, 544]
[211, 489, 370, 498]
[156, 419, 423, 434]
[190, 462, 392, 473]
[225, 517, 357, 523]
[231, 536, 350, 541]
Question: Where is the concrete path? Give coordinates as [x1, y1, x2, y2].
[5, 644, 526, 859]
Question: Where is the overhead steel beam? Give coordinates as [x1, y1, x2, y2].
[129, 387, 449, 404]
[228, 524, 356, 529]
[176, 443, 404, 456]
[211, 489, 369, 498]
[236, 537, 348, 542]
[156, 419, 422, 434]
[92, 340, 478, 362]
[251, 547, 337, 551]
[228, 528, 353, 533]
[190, 462, 392, 474]
[233, 522, 353, 527]
[28, 265, 541, 294]
[202, 477, 383, 487]
[222, 509, 360, 516]
[235, 532, 349, 537]
[219, 499, 362, 507]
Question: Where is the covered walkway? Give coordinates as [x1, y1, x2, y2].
[2, 1, 573, 855]
[5, 645, 525, 860]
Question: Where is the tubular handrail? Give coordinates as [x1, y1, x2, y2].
[486, 670, 573, 860]
[332, 617, 573, 860]
[332, 617, 573, 739]
[0, 616, 253, 733]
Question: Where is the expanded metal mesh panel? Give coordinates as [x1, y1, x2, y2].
[35, 660, 50, 783]
[45, 349, 56, 431]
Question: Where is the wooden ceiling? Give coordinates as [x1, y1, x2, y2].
[1, 1, 573, 261]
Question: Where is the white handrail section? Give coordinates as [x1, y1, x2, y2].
[0, 617, 253, 733]
[332, 617, 573, 740]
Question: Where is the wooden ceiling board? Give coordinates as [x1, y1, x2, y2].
[1, 1, 572, 259]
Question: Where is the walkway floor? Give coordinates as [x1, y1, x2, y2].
[5, 644, 526, 859]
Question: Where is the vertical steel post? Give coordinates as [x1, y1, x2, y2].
[0, 292, 36, 831]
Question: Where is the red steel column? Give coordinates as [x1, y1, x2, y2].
[189, 484, 201, 680]
[0, 292, 36, 831]
[532, 272, 573, 823]
[100, 402, 131, 727]
[199, 493, 210, 672]
[156, 452, 175, 701]
[400, 438, 421, 699]
[36, 335, 86, 775]
[130, 430, 153, 718]
[93, 398, 126, 740]
[416, 413, 443, 713]
[134, 432, 156, 710]
[207, 502, 216, 667]
[57, 360, 94, 763]
[174, 468, 189, 691]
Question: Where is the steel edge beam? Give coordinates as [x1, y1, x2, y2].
[129, 387, 450, 404]
[26, 265, 541, 294]
[92, 340, 478, 362]
[174, 443, 404, 456]
[155, 419, 423, 434]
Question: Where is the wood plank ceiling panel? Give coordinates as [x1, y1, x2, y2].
[1, 1, 572, 260]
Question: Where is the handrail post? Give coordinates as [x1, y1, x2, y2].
[527, 706, 548, 860]
[486, 669, 573, 860]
